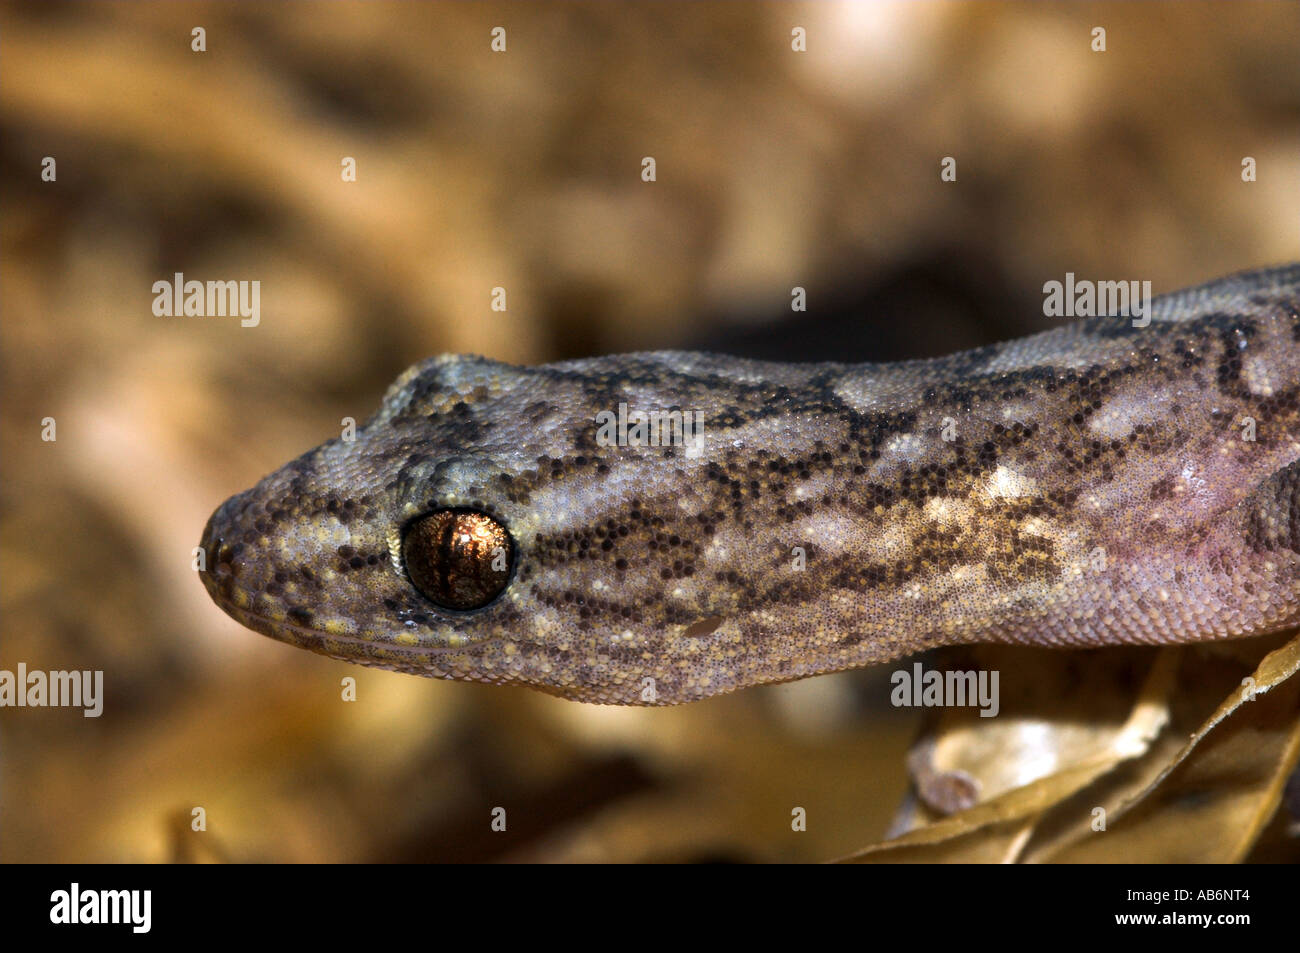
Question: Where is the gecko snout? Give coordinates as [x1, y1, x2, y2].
[197, 488, 261, 613]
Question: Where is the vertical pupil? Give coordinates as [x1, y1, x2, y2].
[402, 509, 513, 611]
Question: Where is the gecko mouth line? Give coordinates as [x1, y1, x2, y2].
[205, 589, 508, 660]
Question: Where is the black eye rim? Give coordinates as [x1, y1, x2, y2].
[399, 505, 518, 614]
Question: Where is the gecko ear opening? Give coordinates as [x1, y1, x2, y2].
[402, 509, 514, 611]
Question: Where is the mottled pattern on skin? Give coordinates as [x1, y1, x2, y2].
[200, 265, 1300, 704]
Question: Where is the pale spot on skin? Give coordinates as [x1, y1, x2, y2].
[1087, 387, 1173, 440]
[986, 465, 1036, 499]
[1178, 461, 1208, 498]
[789, 471, 834, 503]
[793, 512, 859, 554]
[858, 520, 909, 562]
[1088, 402, 1138, 439]
[924, 496, 973, 526]
[998, 402, 1034, 421]
[885, 433, 926, 459]
[1241, 353, 1275, 397]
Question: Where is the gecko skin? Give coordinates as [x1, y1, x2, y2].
[200, 264, 1300, 704]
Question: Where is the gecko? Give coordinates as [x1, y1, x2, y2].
[200, 264, 1300, 705]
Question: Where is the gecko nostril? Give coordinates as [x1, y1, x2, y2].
[199, 514, 222, 567]
[200, 489, 262, 584]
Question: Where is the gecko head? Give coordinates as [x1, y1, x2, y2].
[199, 352, 791, 705]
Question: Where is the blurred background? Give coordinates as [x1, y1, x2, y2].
[1, 1, 1298, 862]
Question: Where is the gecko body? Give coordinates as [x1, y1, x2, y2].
[200, 265, 1300, 704]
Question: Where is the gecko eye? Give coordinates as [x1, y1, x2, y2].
[402, 509, 514, 611]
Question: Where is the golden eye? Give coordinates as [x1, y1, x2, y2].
[402, 509, 514, 611]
